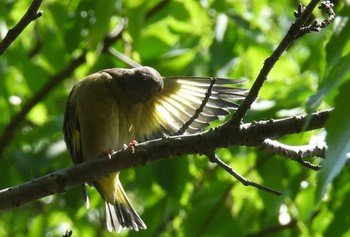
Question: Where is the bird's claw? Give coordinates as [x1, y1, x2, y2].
[103, 148, 114, 160]
[124, 140, 138, 154]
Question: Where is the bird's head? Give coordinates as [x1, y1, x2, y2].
[105, 66, 164, 104]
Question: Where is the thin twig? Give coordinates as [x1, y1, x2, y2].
[0, 0, 43, 55]
[297, 1, 336, 36]
[228, 0, 331, 127]
[205, 151, 282, 195]
[260, 139, 324, 170]
[145, 0, 171, 19]
[246, 219, 297, 237]
[247, 208, 321, 237]
[28, 23, 42, 58]
[173, 78, 216, 136]
[196, 183, 233, 237]
[195, 152, 271, 235]
[103, 19, 143, 68]
[102, 18, 127, 52]
[108, 47, 142, 68]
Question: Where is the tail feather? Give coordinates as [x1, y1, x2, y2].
[94, 175, 147, 232]
[81, 184, 90, 209]
[113, 179, 146, 231]
[105, 202, 121, 232]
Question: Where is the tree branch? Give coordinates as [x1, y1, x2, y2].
[246, 219, 297, 237]
[0, 0, 43, 55]
[206, 151, 282, 195]
[296, 1, 336, 36]
[0, 109, 330, 211]
[102, 18, 126, 52]
[260, 139, 324, 170]
[107, 47, 142, 68]
[223, 109, 331, 147]
[228, 0, 331, 126]
[145, 0, 171, 20]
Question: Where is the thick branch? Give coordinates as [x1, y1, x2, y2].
[0, 109, 330, 211]
[225, 109, 331, 147]
[0, 0, 43, 55]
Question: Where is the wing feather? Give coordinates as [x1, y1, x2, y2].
[143, 76, 246, 138]
[63, 85, 84, 164]
[63, 84, 89, 207]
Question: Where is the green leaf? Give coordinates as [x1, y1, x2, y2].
[28, 215, 45, 237]
[325, 6, 350, 67]
[306, 53, 350, 112]
[88, 0, 118, 49]
[306, 9, 350, 112]
[323, 172, 350, 237]
[154, 157, 189, 199]
[317, 79, 350, 197]
[27, 103, 48, 126]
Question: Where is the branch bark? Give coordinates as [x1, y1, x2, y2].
[260, 139, 325, 170]
[229, 0, 323, 125]
[0, 109, 330, 211]
[0, 0, 43, 55]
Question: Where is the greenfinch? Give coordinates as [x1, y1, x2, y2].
[63, 66, 245, 232]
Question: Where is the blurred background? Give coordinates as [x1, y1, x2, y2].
[0, 0, 349, 236]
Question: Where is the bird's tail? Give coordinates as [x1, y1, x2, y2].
[94, 174, 147, 232]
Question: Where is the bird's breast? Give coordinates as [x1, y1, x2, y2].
[75, 74, 160, 161]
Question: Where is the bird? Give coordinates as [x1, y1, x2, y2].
[63, 66, 246, 232]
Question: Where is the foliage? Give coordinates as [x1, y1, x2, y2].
[0, 0, 349, 236]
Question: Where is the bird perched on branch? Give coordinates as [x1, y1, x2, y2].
[63, 66, 246, 232]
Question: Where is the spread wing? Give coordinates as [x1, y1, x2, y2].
[143, 76, 247, 139]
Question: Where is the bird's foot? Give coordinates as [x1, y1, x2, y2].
[123, 140, 138, 154]
[103, 148, 114, 160]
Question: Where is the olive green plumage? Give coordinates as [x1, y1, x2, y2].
[63, 66, 245, 232]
